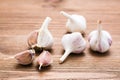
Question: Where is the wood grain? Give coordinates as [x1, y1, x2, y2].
[0, 0, 120, 79]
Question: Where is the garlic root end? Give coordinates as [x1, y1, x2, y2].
[59, 50, 71, 63]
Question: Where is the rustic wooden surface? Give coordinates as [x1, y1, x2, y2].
[0, 0, 120, 79]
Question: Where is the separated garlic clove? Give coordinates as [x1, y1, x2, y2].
[14, 49, 35, 65]
[27, 30, 38, 48]
[88, 20, 112, 53]
[27, 17, 54, 49]
[60, 32, 86, 63]
[60, 11, 86, 34]
[36, 51, 53, 70]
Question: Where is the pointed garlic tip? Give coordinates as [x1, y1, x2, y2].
[59, 50, 71, 63]
[60, 11, 72, 19]
[39, 63, 43, 70]
[40, 17, 52, 30]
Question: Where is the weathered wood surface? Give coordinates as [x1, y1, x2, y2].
[0, 0, 120, 79]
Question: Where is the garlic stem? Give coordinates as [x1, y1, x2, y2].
[40, 17, 52, 31]
[59, 50, 71, 63]
[60, 11, 72, 20]
[39, 63, 43, 70]
[97, 20, 102, 44]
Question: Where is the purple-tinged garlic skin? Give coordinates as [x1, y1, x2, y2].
[14, 49, 35, 65]
[36, 51, 53, 70]
[60, 11, 86, 34]
[27, 30, 38, 48]
[88, 20, 112, 53]
[60, 32, 86, 63]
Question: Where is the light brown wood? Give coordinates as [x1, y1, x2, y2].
[0, 0, 120, 79]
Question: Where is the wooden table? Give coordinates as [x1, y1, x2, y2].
[0, 0, 120, 79]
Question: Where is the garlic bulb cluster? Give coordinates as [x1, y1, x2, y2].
[60, 32, 86, 63]
[27, 17, 54, 49]
[14, 49, 35, 65]
[88, 20, 112, 53]
[36, 51, 53, 70]
[60, 11, 86, 34]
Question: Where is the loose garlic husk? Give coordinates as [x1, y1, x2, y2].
[60, 11, 86, 34]
[60, 32, 86, 63]
[14, 49, 35, 65]
[36, 51, 53, 70]
[88, 20, 112, 53]
[27, 17, 54, 49]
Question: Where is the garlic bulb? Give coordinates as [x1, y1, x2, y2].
[60, 11, 86, 34]
[60, 32, 86, 63]
[14, 49, 35, 65]
[88, 20, 112, 53]
[36, 51, 53, 70]
[27, 17, 54, 49]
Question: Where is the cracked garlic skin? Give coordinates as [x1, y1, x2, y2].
[60, 32, 86, 63]
[60, 11, 86, 34]
[27, 17, 54, 49]
[36, 51, 53, 70]
[14, 49, 35, 65]
[88, 20, 112, 53]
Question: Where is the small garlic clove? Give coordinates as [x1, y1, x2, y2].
[27, 30, 38, 48]
[36, 51, 53, 70]
[60, 32, 86, 63]
[60, 11, 86, 34]
[14, 49, 35, 65]
[88, 20, 112, 53]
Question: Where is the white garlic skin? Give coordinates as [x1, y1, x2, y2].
[60, 11, 86, 34]
[14, 49, 35, 65]
[37, 17, 54, 49]
[88, 30, 112, 53]
[60, 32, 86, 63]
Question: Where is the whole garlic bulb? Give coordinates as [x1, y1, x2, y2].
[60, 32, 86, 63]
[88, 20, 112, 53]
[36, 51, 53, 70]
[27, 17, 54, 49]
[14, 49, 35, 65]
[60, 11, 86, 34]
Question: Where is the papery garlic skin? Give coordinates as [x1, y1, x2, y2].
[60, 32, 86, 63]
[37, 17, 54, 49]
[60, 11, 86, 34]
[27, 30, 38, 48]
[27, 17, 54, 49]
[88, 21, 112, 53]
[14, 49, 35, 65]
[36, 51, 53, 70]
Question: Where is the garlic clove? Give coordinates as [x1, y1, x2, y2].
[37, 17, 54, 49]
[60, 11, 86, 34]
[27, 30, 38, 48]
[88, 20, 112, 53]
[14, 49, 35, 65]
[27, 17, 54, 50]
[60, 32, 86, 63]
[36, 51, 53, 70]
